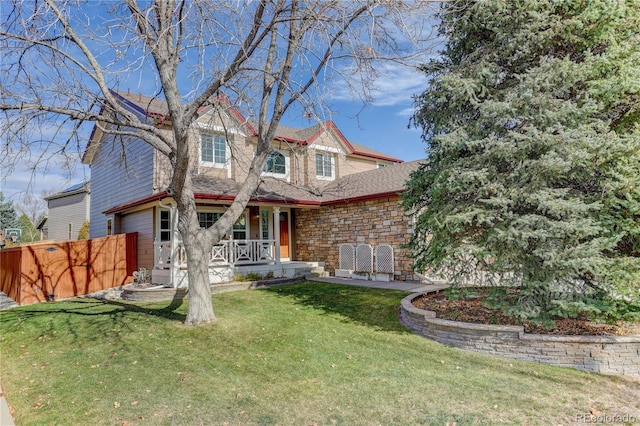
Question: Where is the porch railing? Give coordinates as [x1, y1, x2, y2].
[154, 239, 276, 269]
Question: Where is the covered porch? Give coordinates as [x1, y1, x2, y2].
[150, 205, 321, 287]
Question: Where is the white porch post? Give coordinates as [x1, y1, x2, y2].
[170, 203, 178, 288]
[273, 206, 281, 265]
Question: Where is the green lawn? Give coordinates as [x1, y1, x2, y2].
[1, 282, 638, 425]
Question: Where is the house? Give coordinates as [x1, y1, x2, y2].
[82, 90, 421, 287]
[35, 216, 48, 240]
[44, 182, 90, 241]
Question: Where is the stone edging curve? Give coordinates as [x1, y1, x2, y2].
[400, 291, 640, 377]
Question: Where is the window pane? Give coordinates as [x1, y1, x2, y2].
[264, 151, 286, 174]
[201, 135, 213, 162]
[159, 210, 171, 241]
[324, 154, 332, 177]
[316, 153, 332, 177]
[316, 153, 324, 176]
[232, 215, 246, 239]
[214, 136, 226, 164]
[261, 210, 270, 240]
[198, 212, 222, 229]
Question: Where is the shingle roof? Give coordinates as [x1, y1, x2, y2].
[44, 182, 90, 201]
[320, 160, 422, 204]
[191, 159, 423, 206]
[113, 90, 170, 117]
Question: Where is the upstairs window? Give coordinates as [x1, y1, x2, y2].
[201, 134, 227, 166]
[263, 151, 286, 175]
[315, 152, 334, 179]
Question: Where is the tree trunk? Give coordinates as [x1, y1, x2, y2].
[181, 220, 216, 325]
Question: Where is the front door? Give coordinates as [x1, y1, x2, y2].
[279, 211, 290, 259]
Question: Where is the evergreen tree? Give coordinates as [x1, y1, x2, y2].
[0, 192, 19, 230]
[404, 0, 640, 320]
[18, 213, 40, 243]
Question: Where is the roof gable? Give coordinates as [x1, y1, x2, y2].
[82, 90, 403, 165]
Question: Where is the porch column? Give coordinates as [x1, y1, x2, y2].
[273, 206, 281, 265]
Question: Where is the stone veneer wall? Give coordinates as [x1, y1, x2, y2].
[400, 292, 640, 376]
[295, 196, 415, 280]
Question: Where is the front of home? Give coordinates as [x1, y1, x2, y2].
[82, 90, 421, 287]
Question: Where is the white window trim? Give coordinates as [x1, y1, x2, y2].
[310, 143, 343, 155]
[315, 152, 335, 181]
[194, 122, 246, 137]
[199, 133, 230, 169]
[261, 149, 291, 182]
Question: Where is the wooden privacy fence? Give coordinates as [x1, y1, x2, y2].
[0, 233, 137, 306]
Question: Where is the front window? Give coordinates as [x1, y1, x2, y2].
[106, 218, 113, 236]
[316, 152, 334, 179]
[198, 211, 223, 229]
[198, 210, 247, 239]
[263, 151, 286, 175]
[232, 215, 247, 240]
[159, 210, 171, 242]
[261, 210, 270, 240]
[201, 134, 227, 165]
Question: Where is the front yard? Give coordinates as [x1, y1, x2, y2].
[0, 282, 638, 425]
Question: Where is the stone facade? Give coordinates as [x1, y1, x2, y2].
[400, 291, 640, 377]
[295, 195, 415, 280]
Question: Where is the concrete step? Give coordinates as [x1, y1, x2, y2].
[305, 271, 330, 279]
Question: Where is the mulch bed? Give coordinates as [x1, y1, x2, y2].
[412, 288, 640, 336]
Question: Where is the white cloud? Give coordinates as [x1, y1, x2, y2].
[329, 62, 428, 108]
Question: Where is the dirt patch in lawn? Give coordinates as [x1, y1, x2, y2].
[412, 289, 640, 336]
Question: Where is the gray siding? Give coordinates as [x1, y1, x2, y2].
[121, 208, 154, 270]
[47, 192, 89, 241]
[89, 134, 155, 239]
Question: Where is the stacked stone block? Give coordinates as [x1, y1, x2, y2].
[400, 292, 640, 377]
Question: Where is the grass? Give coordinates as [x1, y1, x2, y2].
[1, 282, 638, 425]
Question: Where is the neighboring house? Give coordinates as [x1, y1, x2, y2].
[44, 182, 90, 241]
[35, 216, 48, 240]
[82, 90, 421, 287]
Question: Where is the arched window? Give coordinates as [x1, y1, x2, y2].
[263, 151, 286, 175]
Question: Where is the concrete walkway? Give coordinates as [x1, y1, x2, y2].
[307, 276, 448, 293]
[0, 383, 14, 426]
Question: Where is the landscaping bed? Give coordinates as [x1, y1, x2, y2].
[412, 288, 640, 336]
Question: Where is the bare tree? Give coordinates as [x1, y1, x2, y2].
[1, 0, 437, 325]
[16, 191, 48, 224]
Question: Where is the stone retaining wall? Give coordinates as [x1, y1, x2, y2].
[400, 292, 640, 377]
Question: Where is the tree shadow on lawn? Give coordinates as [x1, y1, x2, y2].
[264, 282, 412, 333]
[0, 293, 187, 324]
